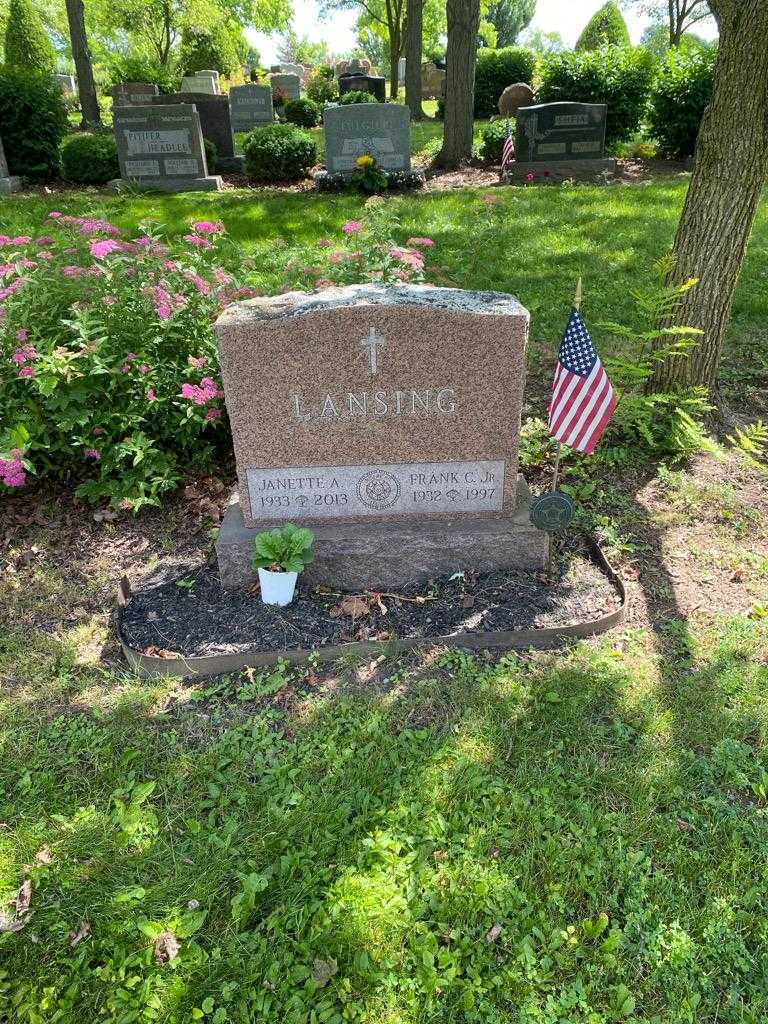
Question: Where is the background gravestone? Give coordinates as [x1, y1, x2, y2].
[269, 73, 300, 100]
[421, 61, 445, 99]
[181, 71, 219, 94]
[112, 82, 159, 107]
[323, 103, 410, 174]
[111, 103, 222, 192]
[229, 84, 273, 131]
[338, 73, 386, 103]
[504, 101, 617, 182]
[154, 92, 243, 172]
[0, 135, 21, 194]
[55, 73, 76, 95]
[498, 82, 535, 118]
[214, 283, 547, 590]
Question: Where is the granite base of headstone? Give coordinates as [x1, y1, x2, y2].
[110, 103, 222, 193]
[503, 101, 617, 183]
[153, 93, 244, 173]
[338, 73, 386, 103]
[214, 282, 547, 591]
[0, 135, 21, 194]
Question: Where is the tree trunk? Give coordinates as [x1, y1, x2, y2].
[405, 0, 424, 120]
[65, 0, 100, 128]
[436, 0, 480, 168]
[389, 35, 400, 100]
[649, 0, 768, 396]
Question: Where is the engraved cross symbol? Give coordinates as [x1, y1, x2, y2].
[360, 326, 385, 375]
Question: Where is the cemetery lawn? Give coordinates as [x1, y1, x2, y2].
[1, 181, 768, 1021]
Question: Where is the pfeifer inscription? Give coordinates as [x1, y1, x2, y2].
[247, 459, 505, 521]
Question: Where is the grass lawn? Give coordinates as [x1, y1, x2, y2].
[1, 179, 768, 1022]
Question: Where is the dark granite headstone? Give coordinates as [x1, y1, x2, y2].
[111, 103, 222, 192]
[112, 82, 159, 107]
[339, 73, 386, 103]
[515, 102, 607, 162]
[153, 93, 243, 172]
[0, 134, 21, 194]
[229, 84, 273, 131]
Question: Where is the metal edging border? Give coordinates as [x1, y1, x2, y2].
[117, 532, 627, 680]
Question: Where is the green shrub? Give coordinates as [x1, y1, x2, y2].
[575, 1, 630, 51]
[474, 46, 536, 119]
[59, 133, 119, 184]
[203, 137, 217, 172]
[648, 47, 716, 157]
[305, 65, 337, 104]
[179, 22, 240, 77]
[108, 55, 180, 94]
[4, 0, 57, 74]
[538, 46, 655, 146]
[338, 89, 377, 105]
[0, 66, 67, 177]
[243, 123, 316, 181]
[479, 119, 515, 163]
[284, 97, 321, 128]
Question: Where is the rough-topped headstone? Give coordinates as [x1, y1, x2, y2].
[112, 81, 160, 107]
[272, 61, 304, 79]
[421, 61, 445, 99]
[55, 73, 76, 95]
[323, 103, 410, 174]
[504, 101, 617, 182]
[498, 82, 534, 118]
[0, 135, 21, 194]
[181, 70, 219, 94]
[153, 92, 243, 172]
[338, 73, 386, 103]
[229, 83, 273, 131]
[215, 283, 547, 590]
[269, 73, 300, 100]
[111, 103, 222, 192]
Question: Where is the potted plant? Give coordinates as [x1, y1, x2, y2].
[250, 523, 315, 606]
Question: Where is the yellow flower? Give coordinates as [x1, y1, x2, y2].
[356, 154, 376, 169]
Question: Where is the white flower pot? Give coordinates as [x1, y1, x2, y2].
[258, 567, 298, 606]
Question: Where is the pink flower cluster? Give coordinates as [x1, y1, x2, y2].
[184, 270, 211, 296]
[191, 220, 224, 236]
[143, 285, 186, 321]
[406, 237, 434, 249]
[90, 239, 123, 259]
[389, 248, 425, 272]
[183, 234, 213, 250]
[12, 343, 37, 364]
[180, 377, 223, 406]
[0, 453, 25, 488]
[0, 236, 31, 247]
[50, 214, 121, 237]
[342, 221, 362, 235]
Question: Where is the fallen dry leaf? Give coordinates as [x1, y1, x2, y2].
[143, 645, 181, 659]
[15, 879, 31, 916]
[329, 595, 371, 620]
[154, 930, 181, 963]
[69, 920, 91, 947]
[485, 923, 503, 944]
[461, 594, 476, 608]
[0, 912, 25, 933]
[34, 846, 53, 866]
[312, 957, 338, 988]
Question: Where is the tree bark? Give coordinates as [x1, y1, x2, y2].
[405, 0, 424, 120]
[65, 0, 101, 128]
[649, 0, 768, 396]
[435, 0, 480, 168]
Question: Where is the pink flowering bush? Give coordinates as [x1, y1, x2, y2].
[283, 201, 436, 292]
[0, 214, 260, 510]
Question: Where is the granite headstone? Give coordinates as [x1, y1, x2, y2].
[112, 82, 160, 107]
[55, 73, 76, 95]
[338, 73, 386, 103]
[0, 134, 21, 194]
[111, 103, 222, 192]
[504, 101, 617, 182]
[229, 84, 274, 131]
[323, 103, 410, 174]
[269, 73, 300, 100]
[181, 71, 219, 94]
[153, 92, 243, 172]
[214, 283, 546, 589]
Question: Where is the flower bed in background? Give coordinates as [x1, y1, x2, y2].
[0, 215, 259, 510]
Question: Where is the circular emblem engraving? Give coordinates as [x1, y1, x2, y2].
[530, 491, 575, 533]
[356, 469, 401, 511]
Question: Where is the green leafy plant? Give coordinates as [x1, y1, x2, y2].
[575, 1, 630, 51]
[284, 97, 321, 128]
[727, 420, 768, 469]
[479, 119, 515, 163]
[107, 55, 180, 94]
[338, 89, 377, 105]
[351, 153, 388, 193]
[250, 524, 315, 573]
[178, 21, 240, 78]
[243, 123, 316, 181]
[4, 0, 57, 74]
[648, 47, 716, 158]
[59, 133, 119, 184]
[474, 46, 536, 119]
[0, 67, 68, 178]
[538, 46, 655, 147]
[203, 136, 217, 172]
[305, 64, 338, 104]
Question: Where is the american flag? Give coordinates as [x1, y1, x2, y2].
[548, 307, 616, 454]
[501, 124, 515, 170]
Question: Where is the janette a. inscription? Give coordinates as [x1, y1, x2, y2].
[291, 386, 457, 422]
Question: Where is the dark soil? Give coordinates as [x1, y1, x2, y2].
[119, 534, 622, 659]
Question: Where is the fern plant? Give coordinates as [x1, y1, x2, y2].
[727, 420, 768, 469]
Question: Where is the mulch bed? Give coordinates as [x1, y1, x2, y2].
[119, 533, 621, 659]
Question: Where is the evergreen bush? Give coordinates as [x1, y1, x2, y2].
[338, 89, 377, 105]
[4, 0, 57, 74]
[284, 97, 321, 127]
[538, 46, 655, 147]
[179, 22, 240, 78]
[575, 1, 631, 51]
[474, 46, 536, 119]
[648, 47, 716, 157]
[0, 66, 67, 177]
[243, 123, 316, 181]
[59, 132, 119, 183]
